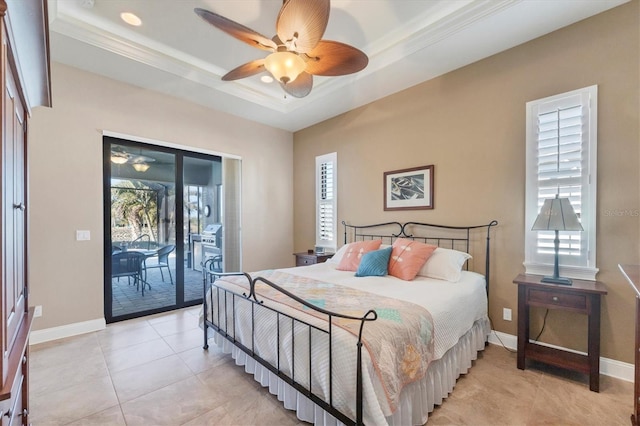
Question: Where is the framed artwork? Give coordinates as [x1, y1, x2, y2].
[384, 165, 434, 211]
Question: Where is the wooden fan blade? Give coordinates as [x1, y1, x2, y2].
[305, 40, 368, 76]
[222, 59, 266, 81]
[276, 0, 329, 53]
[195, 8, 277, 52]
[281, 72, 313, 98]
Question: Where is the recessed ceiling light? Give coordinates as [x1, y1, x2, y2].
[261, 75, 274, 84]
[121, 12, 142, 26]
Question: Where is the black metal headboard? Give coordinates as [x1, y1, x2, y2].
[342, 220, 498, 295]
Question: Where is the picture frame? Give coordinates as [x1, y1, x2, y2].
[384, 165, 434, 211]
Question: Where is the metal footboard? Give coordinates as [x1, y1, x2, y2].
[201, 262, 376, 425]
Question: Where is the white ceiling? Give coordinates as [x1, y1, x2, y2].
[48, 0, 628, 132]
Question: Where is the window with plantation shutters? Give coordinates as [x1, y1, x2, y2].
[524, 86, 598, 280]
[316, 153, 337, 250]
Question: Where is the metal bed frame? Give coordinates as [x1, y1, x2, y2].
[202, 220, 497, 426]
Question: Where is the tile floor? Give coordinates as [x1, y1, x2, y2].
[30, 308, 633, 425]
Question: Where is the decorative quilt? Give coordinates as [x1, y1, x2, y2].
[222, 270, 435, 410]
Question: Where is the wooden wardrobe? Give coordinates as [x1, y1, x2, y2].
[0, 0, 51, 424]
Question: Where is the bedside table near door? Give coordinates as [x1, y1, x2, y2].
[513, 273, 607, 392]
[294, 252, 333, 266]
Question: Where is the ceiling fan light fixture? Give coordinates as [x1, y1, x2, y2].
[264, 51, 306, 84]
[195, 1, 368, 97]
[132, 162, 150, 172]
[111, 154, 128, 164]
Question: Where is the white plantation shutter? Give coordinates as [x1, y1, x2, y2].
[525, 86, 598, 280]
[536, 106, 583, 257]
[316, 153, 337, 250]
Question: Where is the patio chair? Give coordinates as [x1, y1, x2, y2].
[209, 255, 223, 273]
[144, 244, 175, 285]
[111, 251, 150, 295]
[205, 254, 223, 283]
[130, 234, 151, 250]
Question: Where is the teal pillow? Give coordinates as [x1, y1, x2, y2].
[355, 247, 392, 277]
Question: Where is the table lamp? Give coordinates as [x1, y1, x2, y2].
[531, 195, 583, 285]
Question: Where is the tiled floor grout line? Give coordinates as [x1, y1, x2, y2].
[83, 311, 201, 425]
[115, 316, 206, 426]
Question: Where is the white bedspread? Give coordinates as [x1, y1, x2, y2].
[202, 263, 489, 425]
[280, 263, 488, 360]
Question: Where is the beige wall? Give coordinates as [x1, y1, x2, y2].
[28, 62, 294, 330]
[293, 1, 640, 363]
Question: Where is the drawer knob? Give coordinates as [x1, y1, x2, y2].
[22, 355, 27, 365]
[552, 296, 559, 302]
[21, 408, 27, 417]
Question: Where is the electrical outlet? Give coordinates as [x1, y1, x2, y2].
[503, 308, 512, 321]
[34, 305, 42, 318]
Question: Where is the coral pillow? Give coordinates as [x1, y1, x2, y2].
[336, 240, 382, 272]
[388, 238, 437, 281]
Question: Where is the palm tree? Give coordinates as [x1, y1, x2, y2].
[111, 180, 158, 242]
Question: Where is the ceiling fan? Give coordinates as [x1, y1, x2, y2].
[194, 0, 368, 98]
[110, 147, 156, 172]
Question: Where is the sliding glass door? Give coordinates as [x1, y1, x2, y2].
[104, 137, 237, 323]
[182, 156, 222, 303]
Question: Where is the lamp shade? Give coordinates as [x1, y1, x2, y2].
[264, 51, 306, 84]
[532, 197, 583, 231]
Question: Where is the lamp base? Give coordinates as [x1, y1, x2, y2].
[540, 276, 573, 286]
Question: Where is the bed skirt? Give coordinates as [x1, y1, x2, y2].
[210, 316, 491, 425]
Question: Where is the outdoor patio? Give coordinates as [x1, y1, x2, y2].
[111, 255, 203, 318]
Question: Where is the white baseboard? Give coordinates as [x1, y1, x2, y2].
[488, 330, 518, 349]
[488, 330, 634, 383]
[29, 318, 106, 345]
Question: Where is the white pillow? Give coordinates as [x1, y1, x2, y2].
[326, 244, 349, 264]
[417, 247, 472, 282]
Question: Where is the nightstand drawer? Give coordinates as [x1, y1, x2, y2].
[296, 256, 316, 266]
[294, 252, 332, 267]
[528, 288, 587, 311]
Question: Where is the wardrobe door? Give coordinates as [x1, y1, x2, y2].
[2, 49, 26, 364]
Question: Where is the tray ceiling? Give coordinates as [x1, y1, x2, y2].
[48, 0, 628, 131]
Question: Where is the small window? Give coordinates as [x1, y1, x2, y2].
[316, 152, 337, 251]
[524, 85, 598, 280]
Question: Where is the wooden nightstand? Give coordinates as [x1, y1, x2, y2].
[294, 252, 333, 267]
[513, 273, 607, 392]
